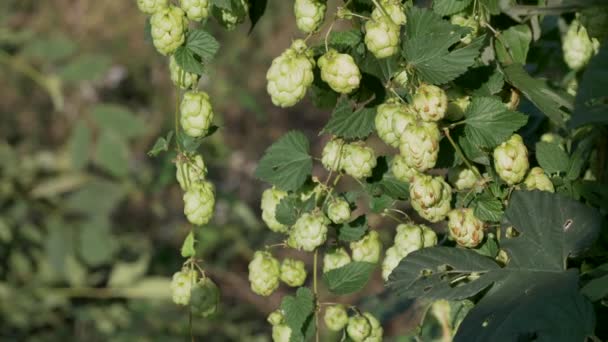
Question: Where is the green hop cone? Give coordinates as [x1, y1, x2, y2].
[180, 0, 210, 21]
[288, 211, 329, 252]
[176, 154, 207, 191]
[318, 49, 361, 94]
[321, 137, 346, 172]
[394, 223, 436, 256]
[524, 167, 554, 193]
[324, 304, 349, 331]
[392, 69, 408, 88]
[183, 180, 215, 226]
[279, 258, 307, 287]
[410, 174, 452, 223]
[350, 230, 382, 263]
[399, 121, 440, 172]
[190, 277, 220, 317]
[412, 84, 448, 122]
[391, 154, 419, 183]
[343, 141, 377, 179]
[447, 208, 485, 248]
[267, 309, 285, 326]
[170, 55, 199, 90]
[170, 268, 198, 305]
[327, 197, 351, 224]
[375, 99, 416, 148]
[261, 187, 289, 233]
[450, 13, 479, 45]
[562, 19, 599, 70]
[381, 246, 402, 281]
[214, 0, 249, 30]
[371, 0, 406, 25]
[445, 88, 470, 121]
[448, 165, 479, 191]
[248, 251, 280, 296]
[566, 77, 578, 96]
[266, 40, 315, 107]
[294, 0, 327, 33]
[150, 6, 188, 56]
[323, 247, 352, 273]
[272, 324, 292, 342]
[365, 13, 400, 59]
[180, 90, 214, 138]
[137, 0, 168, 14]
[493, 134, 529, 185]
[363, 312, 383, 342]
[347, 314, 372, 342]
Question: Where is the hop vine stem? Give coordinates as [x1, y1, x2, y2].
[442, 127, 483, 180]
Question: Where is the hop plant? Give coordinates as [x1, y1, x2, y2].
[410, 174, 452, 222]
[261, 187, 289, 233]
[176, 154, 207, 191]
[288, 211, 329, 252]
[392, 68, 408, 87]
[446, 88, 470, 121]
[363, 312, 384, 341]
[318, 49, 361, 94]
[364, 14, 400, 59]
[323, 247, 351, 273]
[371, 0, 406, 25]
[180, 91, 215, 138]
[383, 224, 437, 280]
[342, 141, 377, 179]
[322, 137, 346, 172]
[248, 251, 281, 296]
[267, 309, 285, 326]
[216, 0, 249, 30]
[412, 84, 448, 122]
[324, 304, 349, 331]
[272, 324, 292, 342]
[294, 0, 327, 33]
[170, 268, 198, 305]
[399, 121, 440, 172]
[137, 0, 168, 14]
[266, 40, 315, 107]
[347, 314, 372, 341]
[183, 180, 215, 226]
[327, 197, 351, 224]
[524, 167, 555, 193]
[350, 230, 382, 263]
[451, 13, 480, 44]
[448, 208, 485, 248]
[170, 55, 199, 90]
[180, 0, 210, 22]
[493, 134, 529, 185]
[381, 246, 402, 281]
[375, 99, 416, 148]
[391, 154, 419, 183]
[562, 19, 599, 70]
[448, 165, 479, 191]
[190, 277, 220, 317]
[150, 6, 188, 55]
[279, 258, 307, 287]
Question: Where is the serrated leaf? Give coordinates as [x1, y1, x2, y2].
[337, 215, 368, 242]
[473, 69, 504, 96]
[458, 132, 491, 165]
[248, 0, 267, 33]
[475, 234, 499, 258]
[321, 98, 376, 139]
[275, 195, 315, 226]
[323, 262, 376, 295]
[186, 29, 219, 62]
[174, 46, 204, 75]
[495, 24, 531, 65]
[254, 131, 312, 191]
[570, 42, 608, 128]
[280, 287, 315, 342]
[433, 0, 472, 16]
[503, 64, 568, 127]
[148, 131, 173, 157]
[473, 194, 504, 222]
[535, 141, 570, 174]
[327, 29, 363, 51]
[369, 194, 393, 213]
[181, 231, 196, 258]
[463, 96, 528, 148]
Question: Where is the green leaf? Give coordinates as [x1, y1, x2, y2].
[58, 54, 111, 82]
[402, 8, 486, 85]
[570, 43, 608, 128]
[582, 263, 608, 301]
[495, 24, 532, 65]
[91, 103, 146, 139]
[94, 130, 130, 178]
[148, 131, 174, 157]
[323, 262, 376, 295]
[280, 287, 315, 342]
[503, 64, 568, 126]
[67, 120, 90, 170]
[328, 29, 363, 50]
[275, 195, 315, 226]
[248, 0, 267, 33]
[366, 156, 409, 200]
[108, 254, 150, 287]
[475, 234, 499, 258]
[577, 181, 608, 211]
[254, 131, 313, 191]
[186, 29, 219, 62]
[78, 217, 117, 267]
[473, 194, 504, 222]
[321, 98, 376, 139]
[473, 69, 504, 96]
[174, 46, 205, 75]
[337, 215, 368, 242]
[432, 0, 473, 16]
[535, 142, 570, 174]
[22, 34, 77, 62]
[464, 96, 528, 148]
[369, 194, 394, 213]
[479, 0, 500, 14]
[181, 231, 196, 258]
[458, 132, 491, 165]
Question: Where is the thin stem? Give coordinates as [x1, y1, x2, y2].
[313, 250, 320, 342]
[324, 21, 336, 52]
[442, 128, 482, 179]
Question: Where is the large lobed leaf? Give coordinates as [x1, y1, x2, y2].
[463, 96, 528, 148]
[323, 262, 376, 295]
[321, 98, 376, 139]
[280, 287, 315, 342]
